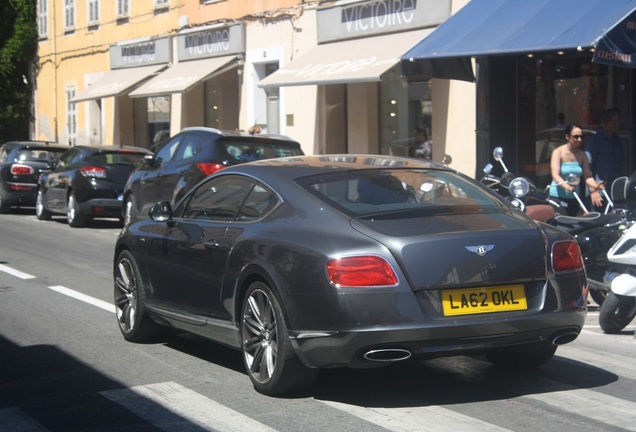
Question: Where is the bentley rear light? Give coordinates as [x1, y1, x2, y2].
[11, 164, 34, 175]
[80, 166, 106, 178]
[197, 163, 226, 176]
[327, 256, 398, 287]
[552, 240, 584, 272]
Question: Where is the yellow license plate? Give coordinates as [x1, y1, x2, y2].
[441, 285, 527, 316]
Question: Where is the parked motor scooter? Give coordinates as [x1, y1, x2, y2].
[548, 179, 631, 306]
[481, 147, 563, 222]
[598, 222, 636, 333]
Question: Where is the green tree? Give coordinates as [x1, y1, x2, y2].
[0, 0, 38, 142]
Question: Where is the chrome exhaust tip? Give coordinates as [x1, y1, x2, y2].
[551, 331, 578, 345]
[363, 348, 412, 362]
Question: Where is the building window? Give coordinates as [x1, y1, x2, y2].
[88, 0, 99, 26]
[154, 0, 168, 9]
[64, 0, 75, 31]
[117, 0, 129, 18]
[67, 89, 77, 146]
[38, 0, 48, 37]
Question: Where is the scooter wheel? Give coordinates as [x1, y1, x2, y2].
[598, 292, 636, 334]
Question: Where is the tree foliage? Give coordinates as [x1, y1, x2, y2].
[0, 0, 38, 141]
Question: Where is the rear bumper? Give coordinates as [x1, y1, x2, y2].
[79, 197, 124, 217]
[0, 182, 38, 205]
[290, 310, 586, 369]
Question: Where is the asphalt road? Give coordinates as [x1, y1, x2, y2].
[1, 210, 635, 432]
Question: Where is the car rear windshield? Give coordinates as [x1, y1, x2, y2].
[299, 169, 507, 218]
[15, 148, 67, 163]
[221, 140, 303, 163]
[89, 151, 147, 166]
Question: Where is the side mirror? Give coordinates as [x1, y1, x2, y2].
[149, 201, 173, 223]
[565, 173, 581, 186]
[142, 153, 155, 166]
[492, 147, 504, 161]
[441, 154, 452, 165]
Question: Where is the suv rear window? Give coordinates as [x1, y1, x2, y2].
[16, 149, 66, 163]
[222, 140, 303, 163]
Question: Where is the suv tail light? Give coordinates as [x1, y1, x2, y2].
[197, 163, 225, 176]
[11, 164, 34, 175]
[80, 166, 107, 178]
[552, 240, 584, 272]
[327, 256, 398, 287]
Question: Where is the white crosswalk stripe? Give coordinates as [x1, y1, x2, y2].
[100, 382, 277, 432]
[317, 400, 514, 432]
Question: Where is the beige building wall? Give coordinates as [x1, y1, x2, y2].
[431, 0, 477, 176]
[35, 1, 180, 146]
[35, 0, 476, 174]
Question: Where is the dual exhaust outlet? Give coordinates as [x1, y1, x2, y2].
[362, 330, 579, 363]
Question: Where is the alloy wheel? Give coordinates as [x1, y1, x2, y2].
[115, 256, 138, 334]
[242, 288, 278, 384]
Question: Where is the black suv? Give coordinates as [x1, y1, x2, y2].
[123, 127, 304, 225]
[0, 141, 69, 213]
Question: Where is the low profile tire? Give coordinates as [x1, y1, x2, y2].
[0, 195, 10, 214]
[590, 288, 608, 307]
[114, 249, 164, 342]
[241, 281, 318, 396]
[486, 346, 557, 369]
[599, 291, 636, 334]
[35, 189, 51, 220]
[123, 194, 137, 226]
[67, 192, 85, 228]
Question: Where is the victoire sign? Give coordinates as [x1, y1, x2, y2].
[317, 0, 450, 43]
[111, 37, 171, 69]
[177, 23, 245, 61]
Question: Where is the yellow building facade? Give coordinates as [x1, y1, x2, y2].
[35, 0, 477, 175]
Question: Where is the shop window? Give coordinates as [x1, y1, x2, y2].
[148, 96, 171, 150]
[379, 63, 432, 158]
[523, 57, 609, 186]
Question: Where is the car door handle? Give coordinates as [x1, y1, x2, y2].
[204, 240, 220, 250]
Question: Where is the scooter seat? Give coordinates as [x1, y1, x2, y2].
[551, 212, 624, 234]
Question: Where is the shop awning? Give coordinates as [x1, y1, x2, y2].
[71, 65, 165, 102]
[259, 29, 433, 88]
[401, 0, 636, 82]
[128, 56, 238, 98]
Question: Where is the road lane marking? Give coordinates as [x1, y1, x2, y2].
[318, 400, 513, 432]
[0, 264, 36, 280]
[100, 381, 277, 432]
[48, 285, 115, 314]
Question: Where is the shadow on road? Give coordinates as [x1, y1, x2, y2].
[0, 335, 207, 430]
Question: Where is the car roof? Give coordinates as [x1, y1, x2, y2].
[71, 144, 152, 153]
[180, 127, 300, 145]
[1, 141, 69, 150]
[219, 154, 453, 183]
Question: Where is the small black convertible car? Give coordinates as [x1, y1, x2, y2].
[113, 155, 588, 396]
[37, 145, 151, 227]
[0, 141, 69, 213]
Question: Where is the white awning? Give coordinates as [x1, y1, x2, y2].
[259, 29, 433, 88]
[71, 65, 165, 102]
[128, 56, 238, 98]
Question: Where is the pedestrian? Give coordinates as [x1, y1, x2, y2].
[585, 108, 624, 190]
[549, 123, 605, 216]
[407, 127, 432, 160]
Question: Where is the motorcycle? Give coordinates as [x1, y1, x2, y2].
[481, 147, 562, 222]
[598, 222, 636, 333]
